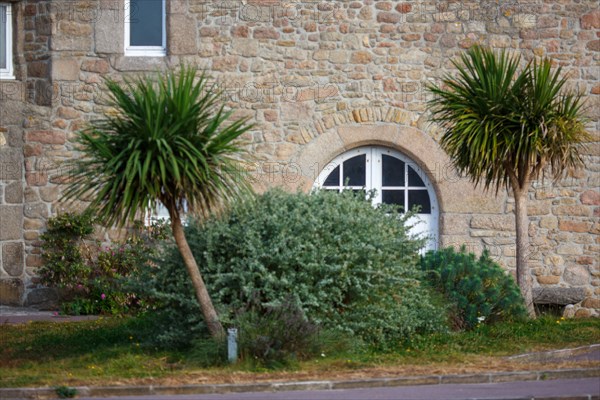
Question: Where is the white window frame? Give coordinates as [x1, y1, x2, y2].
[146, 200, 190, 226]
[124, 0, 166, 57]
[314, 146, 439, 251]
[0, 2, 14, 80]
[147, 202, 171, 225]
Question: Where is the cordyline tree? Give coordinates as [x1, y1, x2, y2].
[427, 46, 589, 317]
[62, 66, 253, 337]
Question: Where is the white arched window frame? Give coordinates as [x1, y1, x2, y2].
[313, 146, 439, 250]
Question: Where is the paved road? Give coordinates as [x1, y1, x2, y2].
[77, 378, 600, 400]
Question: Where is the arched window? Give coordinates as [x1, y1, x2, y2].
[314, 146, 439, 250]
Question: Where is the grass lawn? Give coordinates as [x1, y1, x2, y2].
[0, 315, 598, 389]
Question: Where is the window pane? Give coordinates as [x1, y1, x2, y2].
[408, 166, 426, 187]
[130, 0, 163, 46]
[0, 6, 6, 69]
[343, 155, 366, 186]
[323, 165, 340, 187]
[382, 190, 405, 212]
[382, 155, 405, 186]
[408, 190, 431, 214]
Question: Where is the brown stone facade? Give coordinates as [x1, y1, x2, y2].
[0, 0, 598, 315]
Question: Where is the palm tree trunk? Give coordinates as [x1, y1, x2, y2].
[170, 214, 225, 338]
[513, 188, 536, 318]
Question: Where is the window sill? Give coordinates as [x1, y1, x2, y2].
[125, 47, 166, 57]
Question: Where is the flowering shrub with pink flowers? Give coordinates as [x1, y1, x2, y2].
[39, 212, 169, 315]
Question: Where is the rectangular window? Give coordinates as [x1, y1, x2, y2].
[124, 0, 166, 57]
[0, 3, 14, 79]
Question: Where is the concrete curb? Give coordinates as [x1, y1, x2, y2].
[1, 367, 598, 399]
[508, 344, 600, 362]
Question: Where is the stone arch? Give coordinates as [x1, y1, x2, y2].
[286, 106, 444, 146]
[292, 121, 447, 208]
[289, 107, 506, 242]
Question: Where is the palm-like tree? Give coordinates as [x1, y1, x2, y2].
[428, 46, 589, 317]
[63, 66, 253, 337]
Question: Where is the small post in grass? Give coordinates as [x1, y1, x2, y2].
[227, 328, 238, 363]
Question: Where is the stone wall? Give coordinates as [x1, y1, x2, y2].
[0, 86, 25, 305]
[0, 0, 598, 314]
[1, 0, 58, 306]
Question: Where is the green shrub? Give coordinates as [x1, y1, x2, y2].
[420, 246, 527, 330]
[127, 261, 211, 349]
[40, 213, 169, 315]
[188, 304, 352, 369]
[235, 299, 321, 368]
[134, 189, 447, 349]
[39, 211, 95, 288]
[187, 336, 228, 368]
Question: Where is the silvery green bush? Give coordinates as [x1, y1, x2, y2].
[134, 189, 447, 349]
